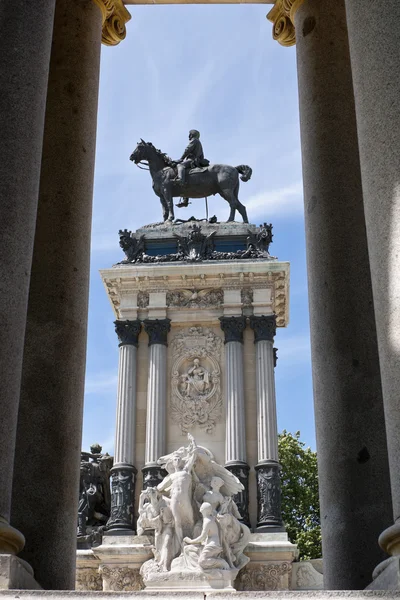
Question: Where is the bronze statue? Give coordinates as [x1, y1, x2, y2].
[130, 133, 252, 223]
[77, 443, 113, 547]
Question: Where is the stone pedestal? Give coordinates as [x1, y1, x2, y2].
[235, 533, 298, 591]
[96, 535, 152, 591]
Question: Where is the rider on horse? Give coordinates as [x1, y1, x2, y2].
[174, 130, 210, 207]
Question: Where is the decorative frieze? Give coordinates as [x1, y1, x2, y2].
[166, 288, 223, 308]
[255, 462, 283, 530]
[137, 291, 149, 309]
[93, 0, 131, 46]
[114, 319, 141, 347]
[219, 316, 247, 344]
[143, 318, 171, 346]
[100, 565, 143, 591]
[106, 466, 136, 533]
[235, 562, 291, 591]
[250, 314, 276, 343]
[266, 0, 305, 47]
[170, 327, 222, 434]
[76, 568, 103, 591]
[241, 288, 253, 306]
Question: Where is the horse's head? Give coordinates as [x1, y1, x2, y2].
[130, 139, 152, 164]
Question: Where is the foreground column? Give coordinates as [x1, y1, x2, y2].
[11, 0, 102, 590]
[0, 1, 55, 554]
[143, 319, 171, 488]
[219, 316, 250, 526]
[344, 0, 400, 567]
[250, 315, 284, 532]
[106, 320, 141, 535]
[291, 0, 392, 588]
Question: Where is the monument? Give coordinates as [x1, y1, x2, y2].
[74, 133, 299, 592]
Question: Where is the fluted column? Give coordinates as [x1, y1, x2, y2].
[10, 0, 103, 590]
[344, 0, 400, 568]
[142, 319, 171, 489]
[250, 315, 284, 532]
[219, 316, 249, 526]
[106, 320, 141, 535]
[0, 0, 56, 555]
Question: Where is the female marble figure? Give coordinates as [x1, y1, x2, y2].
[182, 502, 230, 571]
[185, 358, 211, 397]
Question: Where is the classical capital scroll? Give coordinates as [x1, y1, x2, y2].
[93, 0, 131, 46]
[267, 0, 304, 47]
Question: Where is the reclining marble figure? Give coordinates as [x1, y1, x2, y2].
[137, 434, 250, 589]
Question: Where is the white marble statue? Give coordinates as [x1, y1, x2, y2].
[138, 435, 250, 590]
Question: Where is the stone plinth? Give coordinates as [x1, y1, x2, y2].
[95, 535, 151, 591]
[0, 555, 41, 590]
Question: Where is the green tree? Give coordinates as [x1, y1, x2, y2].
[278, 430, 321, 560]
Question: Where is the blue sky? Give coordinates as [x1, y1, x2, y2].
[82, 4, 314, 455]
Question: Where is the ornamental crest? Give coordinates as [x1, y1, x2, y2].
[170, 327, 222, 434]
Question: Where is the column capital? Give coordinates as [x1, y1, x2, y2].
[266, 0, 305, 47]
[219, 316, 247, 344]
[250, 315, 276, 343]
[92, 0, 131, 46]
[114, 319, 141, 347]
[143, 318, 171, 347]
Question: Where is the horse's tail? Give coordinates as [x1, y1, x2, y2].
[235, 165, 252, 182]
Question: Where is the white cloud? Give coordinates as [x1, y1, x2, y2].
[276, 333, 311, 364]
[85, 371, 118, 395]
[245, 181, 304, 218]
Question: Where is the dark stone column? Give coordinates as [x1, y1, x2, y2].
[250, 315, 284, 532]
[219, 316, 250, 526]
[0, 0, 56, 554]
[11, 0, 102, 590]
[106, 321, 141, 535]
[142, 319, 171, 489]
[293, 0, 392, 588]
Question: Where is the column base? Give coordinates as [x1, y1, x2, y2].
[142, 465, 167, 490]
[225, 462, 250, 527]
[255, 461, 284, 531]
[0, 517, 25, 555]
[105, 464, 137, 535]
[0, 554, 41, 590]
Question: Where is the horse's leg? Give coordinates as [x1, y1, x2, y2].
[219, 188, 236, 222]
[160, 195, 169, 222]
[234, 182, 249, 223]
[163, 186, 175, 221]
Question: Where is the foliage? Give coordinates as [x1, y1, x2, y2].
[278, 430, 321, 560]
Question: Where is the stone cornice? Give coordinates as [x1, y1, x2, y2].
[267, 0, 304, 47]
[93, 0, 131, 46]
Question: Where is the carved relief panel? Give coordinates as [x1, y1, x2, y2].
[170, 327, 223, 434]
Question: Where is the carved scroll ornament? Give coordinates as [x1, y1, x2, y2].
[267, 0, 305, 47]
[93, 0, 131, 46]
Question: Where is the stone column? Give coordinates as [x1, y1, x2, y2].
[106, 320, 141, 535]
[219, 316, 250, 526]
[250, 315, 284, 532]
[284, 0, 392, 588]
[10, 0, 103, 590]
[142, 319, 171, 489]
[0, 1, 56, 555]
[344, 0, 400, 565]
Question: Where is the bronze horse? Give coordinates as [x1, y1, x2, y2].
[130, 140, 252, 223]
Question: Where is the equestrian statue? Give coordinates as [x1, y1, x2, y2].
[130, 130, 252, 223]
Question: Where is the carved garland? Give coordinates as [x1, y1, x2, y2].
[267, 0, 305, 47]
[92, 0, 131, 46]
[100, 565, 143, 591]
